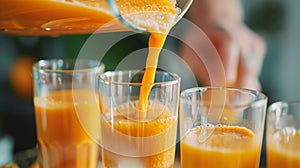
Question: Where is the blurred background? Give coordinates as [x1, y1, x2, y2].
[0, 0, 298, 167]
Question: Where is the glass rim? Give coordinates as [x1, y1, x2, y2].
[269, 100, 300, 106]
[180, 86, 267, 108]
[268, 100, 300, 112]
[33, 58, 105, 74]
[107, 0, 193, 33]
[98, 69, 181, 86]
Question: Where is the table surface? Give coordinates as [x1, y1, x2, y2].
[11, 147, 266, 168]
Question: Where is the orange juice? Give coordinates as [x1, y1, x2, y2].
[0, 0, 115, 36]
[181, 125, 261, 168]
[100, 106, 177, 168]
[34, 90, 100, 168]
[267, 129, 300, 168]
[0, 0, 178, 36]
[139, 33, 167, 111]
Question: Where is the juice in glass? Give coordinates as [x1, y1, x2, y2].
[101, 107, 177, 168]
[34, 90, 100, 167]
[93, 1, 183, 166]
[267, 101, 300, 168]
[267, 129, 300, 167]
[33, 59, 104, 167]
[98, 70, 180, 168]
[180, 87, 267, 168]
[181, 125, 260, 168]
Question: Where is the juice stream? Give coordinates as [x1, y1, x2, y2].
[139, 33, 167, 111]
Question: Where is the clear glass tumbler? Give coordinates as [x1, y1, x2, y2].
[33, 59, 104, 168]
[267, 101, 300, 168]
[98, 70, 180, 168]
[180, 87, 267, 168]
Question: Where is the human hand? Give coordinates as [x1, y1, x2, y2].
[181, 0, 266, 90]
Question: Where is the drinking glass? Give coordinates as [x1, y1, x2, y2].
[180, 87, 267, 168]
[267, 101, 300, 168]
[33, 59, 104, 168]
[98, 70, 180, 168]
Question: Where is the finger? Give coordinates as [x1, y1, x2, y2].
[235, 27, 266, 90]
[237, 26, 266, 77]
[236, 72, 261, 90]
[202, 27, 240, 86]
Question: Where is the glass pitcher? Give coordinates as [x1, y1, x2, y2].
[0, 0, 193, 36]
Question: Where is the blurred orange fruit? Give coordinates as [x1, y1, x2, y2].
[9, 56, 36, 98]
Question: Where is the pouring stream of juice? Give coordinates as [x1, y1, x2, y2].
[139, 33, 167, 111]
[117, 0, 179, 112]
